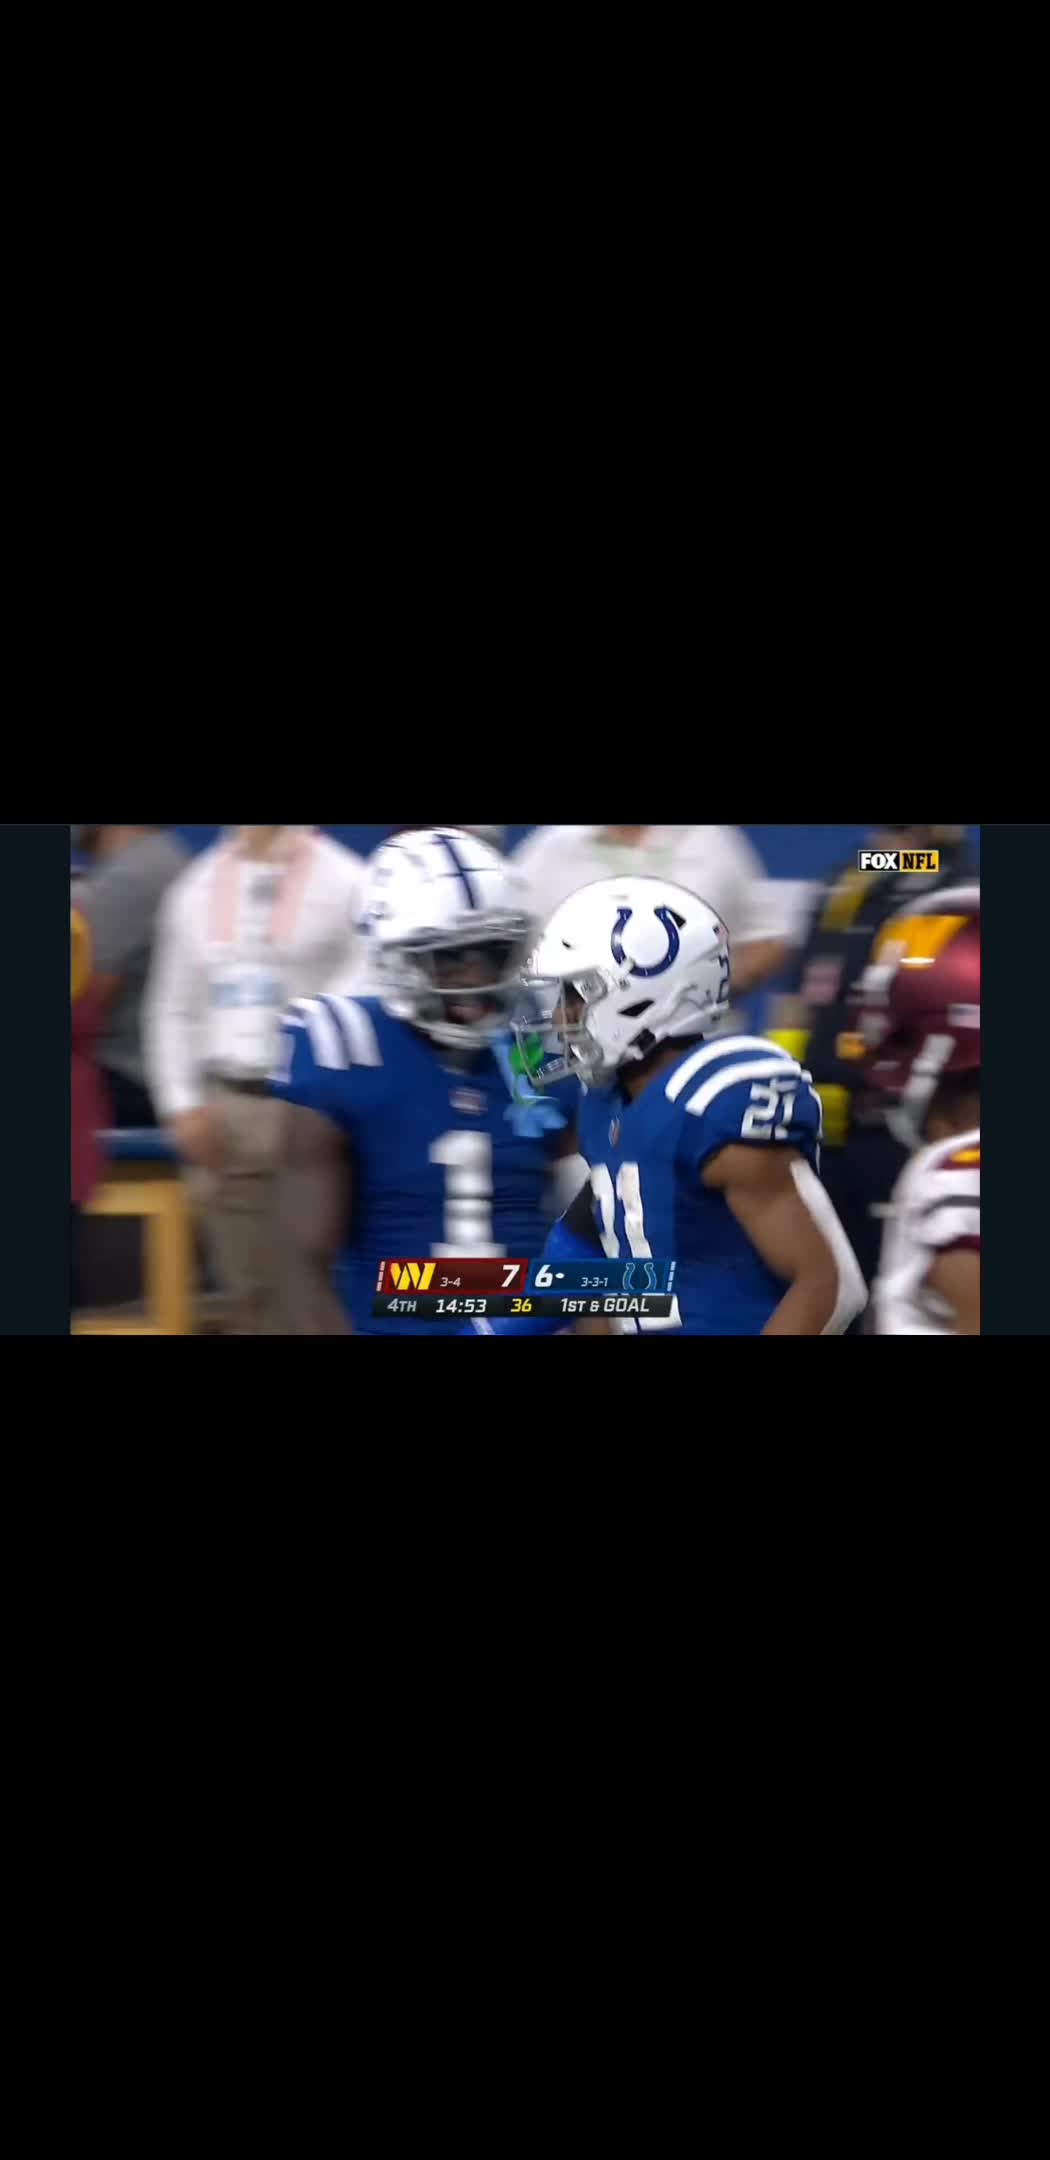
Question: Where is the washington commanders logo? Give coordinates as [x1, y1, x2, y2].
[386, 1262, 436, 1291]
[611, 905, 681, 978]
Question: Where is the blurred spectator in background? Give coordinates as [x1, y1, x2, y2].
[74, 825, 188, 1126]
[768, 823, 977, 1313]
[144, 826, 365, 1333]
[510, 825, 789, 993]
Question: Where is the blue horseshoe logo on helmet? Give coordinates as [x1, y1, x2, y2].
[611, 906, 681, 978]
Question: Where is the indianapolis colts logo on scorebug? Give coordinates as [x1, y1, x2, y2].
[611, 905, 681, 978]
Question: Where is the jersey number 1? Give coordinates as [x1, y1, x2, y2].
[429, 1131, 504, 1257]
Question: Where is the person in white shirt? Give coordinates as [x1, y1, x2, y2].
[510, 826, 789, 994]
[144, 826, 365, 1332]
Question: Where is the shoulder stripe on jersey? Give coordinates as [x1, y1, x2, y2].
[922, 1168, 981, 1202]
[918, 1187, 980, 1221]
[295, 997, 346, 1069]
[665, 1036, 795, 1103]
[316, 996, 358, 1068]
[435, 832, 478, 909]
[944, 1146, 980, 1168]
[684, 1057, 802, 1120]
[320, 995, 383, 1067]
[920, 1205, 981, 1249]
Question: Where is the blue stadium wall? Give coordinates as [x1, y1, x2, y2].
[173, 827, 980, 875]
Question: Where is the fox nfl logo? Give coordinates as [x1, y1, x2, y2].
[857, 849, 941, 874]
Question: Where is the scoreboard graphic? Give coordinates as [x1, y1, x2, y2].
[373, 1257, 676, 1322]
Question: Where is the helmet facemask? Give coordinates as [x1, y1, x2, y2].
[373, 916, 533, 1049]
[515, 960, 730, 1091]
[881, 1031, 959, 1150]
[513, 969, 622, 1088]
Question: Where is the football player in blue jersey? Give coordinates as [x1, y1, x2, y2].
[472, 875, 867, 1337]
[269, 829, 581, 1333]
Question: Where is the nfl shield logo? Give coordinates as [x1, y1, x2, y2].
[451, 1088, 485, 1116]
[609, 1119, 621, 1146]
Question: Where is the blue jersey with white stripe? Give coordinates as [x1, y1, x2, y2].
[575, 1034, 823, 1335]
[270, 992, 573, 1333]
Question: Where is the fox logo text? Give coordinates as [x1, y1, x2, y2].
[857, 849, 941, 874]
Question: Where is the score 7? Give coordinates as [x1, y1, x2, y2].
[502, 1263, 521, 1289]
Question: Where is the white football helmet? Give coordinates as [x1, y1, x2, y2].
[515, 876, 731, 1087]
[358, 827, 533, 1049]
[392, 823, 506, 850]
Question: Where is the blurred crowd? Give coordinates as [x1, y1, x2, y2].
[70, 821, 977, 1332]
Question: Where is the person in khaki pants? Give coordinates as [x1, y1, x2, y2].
[144, 826, 365, 1332]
